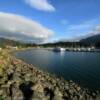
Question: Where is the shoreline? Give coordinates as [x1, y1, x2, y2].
[0, 50, 100, 100]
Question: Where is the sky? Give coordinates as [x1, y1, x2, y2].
[0, 0, 100, 43]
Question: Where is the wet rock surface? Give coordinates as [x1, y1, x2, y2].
[0, 51, 100, 100]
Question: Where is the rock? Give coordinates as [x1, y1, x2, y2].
[76, 86, 81, 92]
[53, 87, 63, 100]
[25, 73, 31, 81]
[32, 83, 47, 100]
[0, 90, 3, 95]
[32, 83, 44, 93]
[73, 95, 80, 100]
[96, 94, 100, 100]
[10, 83, 23, 100]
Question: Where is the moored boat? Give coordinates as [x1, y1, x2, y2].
[53, 47, 65, 52]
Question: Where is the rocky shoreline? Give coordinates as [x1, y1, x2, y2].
[0, 50, 100, 100]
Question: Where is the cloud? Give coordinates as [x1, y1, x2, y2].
[75, 25, 100, 40]
[0, 12, 54, 43]
[59, 24, 100, 42]
[58, 18, 100, 41]
[68, 19, 99, 31]
[25, 0, 55, 12]
[67, 18, 100, 37]
[94, 25, 100, 32]
[61, 19, 68, 25]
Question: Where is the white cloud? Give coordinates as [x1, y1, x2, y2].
[0, 12, 54, 43]
[67, 18, 100, 37]
[68, 19, 99, 31]
[92, 25, 100, 35]
[61, 19, 68, 25]
[59, 18, 100, 41]
[75, 25, 100, 40]
[25, 0, 55, 12]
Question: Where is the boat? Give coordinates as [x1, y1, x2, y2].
[53, 47, 65, 52]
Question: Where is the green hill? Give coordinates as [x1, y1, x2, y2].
[0, 38, 37, 48]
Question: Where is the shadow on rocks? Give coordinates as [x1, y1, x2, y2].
[44, 87, 54, 100]
[19, 81, 34, 100]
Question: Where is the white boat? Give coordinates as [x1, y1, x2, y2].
[77, 48, 81, 51]
[87, 48, 91, 51]
[53, 47, 65, 52]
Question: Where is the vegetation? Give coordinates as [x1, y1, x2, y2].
[40, 41, 100, 48]
[0, 38, 37, 48]
[40, 34, 100, 48]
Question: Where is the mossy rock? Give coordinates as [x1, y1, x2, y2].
[0, 96, 4, 100]
[0, 65, 4, 76]
[0, 76, 7, 85]
[0, 65, 7, 84]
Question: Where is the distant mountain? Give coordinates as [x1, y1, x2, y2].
[80, 34, 100, 44]
[0, 38, 20, 47]
[0, 37, 37, 48]
[41, 34, 100, 48]
[1, 34, 100, 48]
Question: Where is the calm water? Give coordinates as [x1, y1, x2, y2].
[14, 49, 100, 90]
